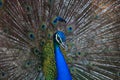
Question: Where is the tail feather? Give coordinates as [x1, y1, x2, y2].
[0, 0, 120, 80]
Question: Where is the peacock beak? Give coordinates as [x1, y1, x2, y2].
[61, 42, 68, 51]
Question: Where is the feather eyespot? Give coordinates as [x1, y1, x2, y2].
[67, 26, 73, 32]
[0, 0, 4, 8]
[0, 71, 7, 78]
[28, 32, 35, 40]
[41, 24, 46, 30]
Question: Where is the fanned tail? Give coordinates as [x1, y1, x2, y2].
[0, 0, 120, 80]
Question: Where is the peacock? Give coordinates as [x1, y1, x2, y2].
[0, 0, 120, 80]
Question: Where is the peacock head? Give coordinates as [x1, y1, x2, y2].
[53, 31, 68, 50]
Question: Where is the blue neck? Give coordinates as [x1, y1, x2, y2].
[54, 42, 72, 80]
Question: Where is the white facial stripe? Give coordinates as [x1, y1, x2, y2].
[56, 34, 59, 43]
[56, 34, 62, 44]
[58, 35, 62, 43]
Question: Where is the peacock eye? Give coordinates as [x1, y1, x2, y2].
[57, 36, 61, 42]
[55, 34, 62, 44]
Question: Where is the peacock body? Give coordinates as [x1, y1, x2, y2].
[0, 0, 120, 80]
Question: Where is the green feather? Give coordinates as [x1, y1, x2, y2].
[42, 40, 56, 80]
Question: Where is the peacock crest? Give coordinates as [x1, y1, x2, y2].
[0, 0, 120, 80]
